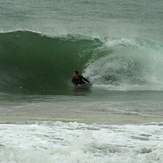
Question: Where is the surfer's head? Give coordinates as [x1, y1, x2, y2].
[74, 70, 79, 75]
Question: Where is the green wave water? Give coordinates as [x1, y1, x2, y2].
[0, 31, 102, 94]
[1, 30, 163, 95]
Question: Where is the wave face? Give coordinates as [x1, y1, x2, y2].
[0, 31, 101, 94]
[1, 30, 163, 94]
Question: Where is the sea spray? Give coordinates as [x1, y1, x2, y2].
[84, 38, 163, 90]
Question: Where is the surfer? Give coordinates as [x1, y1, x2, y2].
[72, 70, 90, 87]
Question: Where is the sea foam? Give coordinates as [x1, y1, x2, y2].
[0, 121, 162, 163]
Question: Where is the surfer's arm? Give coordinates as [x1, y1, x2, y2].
[81, 76, 90, 83]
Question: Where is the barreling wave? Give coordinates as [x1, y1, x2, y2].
[0, 30, 102, 94]
[0, 30, 163, 94]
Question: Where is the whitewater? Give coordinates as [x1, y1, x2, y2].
[0, 122, 163, 163]
[0, 0, 163, 162]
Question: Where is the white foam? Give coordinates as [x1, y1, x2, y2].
[0, 122, 163, 163]
[84, 38, 163, 91]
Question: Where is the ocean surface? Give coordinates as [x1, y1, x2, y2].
[0, 0, 163, 162]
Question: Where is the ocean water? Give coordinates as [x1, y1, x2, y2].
[0, 122, 163, 163]
[0, 0, 163, 162]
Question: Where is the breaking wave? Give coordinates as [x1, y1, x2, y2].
[84, 38, 163, 91]
[0, 30, 163, 94]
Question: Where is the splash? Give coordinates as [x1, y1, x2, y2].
[84, 38, 163, 90]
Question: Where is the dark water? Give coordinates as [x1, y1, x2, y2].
[0, 31, 101, 94]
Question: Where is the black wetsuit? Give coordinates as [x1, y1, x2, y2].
[72, 75, 90, 86]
